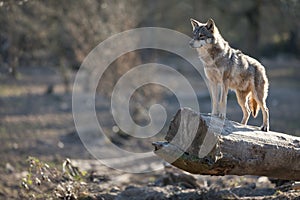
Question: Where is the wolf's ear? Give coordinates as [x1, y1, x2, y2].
[190, 18, 199, 30]
[206, 18, 215, 32]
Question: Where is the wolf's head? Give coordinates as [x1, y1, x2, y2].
[189, 18, 217, 48]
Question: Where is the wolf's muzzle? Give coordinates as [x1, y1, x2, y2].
[189, 39, 195, 47]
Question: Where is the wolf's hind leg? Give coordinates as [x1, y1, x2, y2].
[236, 90, 251, 125]
[255, 95, 269, 132]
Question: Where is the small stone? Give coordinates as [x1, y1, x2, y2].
[5, 162, 15, 173]
[58, 141, 64, 148]
[257, 176, 270, 183]
[110, 186, 120, 193]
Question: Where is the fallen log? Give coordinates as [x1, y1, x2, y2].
[152, 108, 300, 180]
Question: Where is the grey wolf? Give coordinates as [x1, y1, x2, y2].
[189, 18, 269, 131]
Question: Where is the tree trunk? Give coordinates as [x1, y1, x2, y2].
[153, 108, 300, 181]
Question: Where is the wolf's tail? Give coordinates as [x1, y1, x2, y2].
[249, 96, 259, 118]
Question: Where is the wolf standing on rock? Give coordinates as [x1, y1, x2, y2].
[189, 18, 269, 131]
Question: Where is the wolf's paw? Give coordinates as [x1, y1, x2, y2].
[261, 125, 269, 132]
[218, 113, 226, 119]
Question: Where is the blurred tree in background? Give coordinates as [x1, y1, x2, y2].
[0, 0, 299, 78]
[0, 0, 142, 78]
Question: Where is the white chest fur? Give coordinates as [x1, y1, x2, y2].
[204, 67, 223, 83]
[197, 48, 215, 66]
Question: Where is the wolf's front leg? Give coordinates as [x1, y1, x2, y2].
[219, 82, 229, 119]
[209, 81, 219, 116]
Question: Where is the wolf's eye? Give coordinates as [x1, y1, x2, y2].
[199, 34, 205, 38]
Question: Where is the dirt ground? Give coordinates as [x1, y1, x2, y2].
[0, 57, 300, 199]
